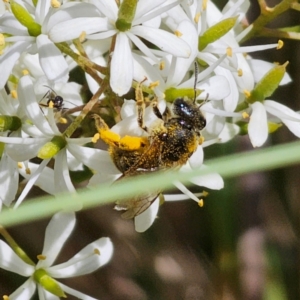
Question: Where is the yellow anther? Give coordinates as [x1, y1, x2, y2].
[3, 295, 9, 300]
[92, 133, 100, 143]
[37, 254, 47, 260]
[199, 136, 205, 145]
[202, 0, 208, 10]
[26, 167, 31, 174]
[149, 81, 159, 89]
[198, 199, 204, 207]
[94, 248, 100, 255]
[48, 100, 54, 108]
[79, 31, 86, 43]
[51, 0, 61, 8]
[159, 61, 165, 70]
[11, 90, 18, 99]
[174, 30, 183, 37]
[237, 69, 243, 77]
[59, 117, 67, 124]
[226, 47, 233, 57]
[3, 0, 9, 2]
[0, 34, 5, 46]
[119, 136, 148, 150]
[194, 12, 200, 23]
[243, 89, 251, 98]
[277, 40, 284, 49]
[202, 190, 209, 197]
[17, 162, 23, 169]
[242, 112, 249, 119]
[22, 69, 29, 75]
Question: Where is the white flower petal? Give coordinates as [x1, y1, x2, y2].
[37, 212, 76, 269]
[36, 34, 69, 81]
[131, 25, 191, 58]
[57, 282, 98, 300]
[8, 278, 36, 300]
[0, 240, 34, 276]
[134, 197, 160, 232]
[48, 237, 113, 277]
[188, 146, 204, 169]
[218, 122, 240, 143]
[190, 170, 224, 190]
[89, 0, 118, 20]
[110, 33, 133, 96]
[49, 17, 110, 43]
[264, 100, 300, 122]
[249, 102, 268, 147]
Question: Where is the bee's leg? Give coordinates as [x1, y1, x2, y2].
[136, 78, 148, 132]
[92, 114, 121, 147]
[151, 97, 163, 120]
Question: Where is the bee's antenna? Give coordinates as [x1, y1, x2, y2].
[42, 85, 57, 95]
[193, 61, 198, 103]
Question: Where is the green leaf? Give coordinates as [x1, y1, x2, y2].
[198, 16, 238, 51]
[247, 61, 289, 103]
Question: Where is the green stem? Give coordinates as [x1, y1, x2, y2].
[64, 79, 109, 138]
[258, 27, 300, 40]
[0, 225, 35, 265]
[240, 0, 297, 43]
[1, 140, 300, 227]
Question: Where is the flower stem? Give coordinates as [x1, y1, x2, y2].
[0, 225, 35, 265]
[64, 79, 109, 138]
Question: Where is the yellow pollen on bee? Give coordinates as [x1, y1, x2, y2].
[226, 47, 233, 57]
[119, 136, 148, 150]
[59, 117, 67, 124]
[48, 100, 54, 108]
[37, 254, 47, 260]
[79, 31, 86, 42]
[94, 248, 100, 255]
[100, 130, 121, 145]
[194, 12, 201, 23]
[159, 61, 165, 70]
[199, 136, 205, 145]
[26, 167, 31, 174]
[149, 81, 159, 89]
[0, 34, 5, 46]
[237, 69, 243, 77]
[242, 112, 249, 119]
[243, 89, 251, 98]
[174, 30, 183, 37]
[51, 0, 61, 8]
[17, 162, 23, 169]
[11, 90, 18, 99]
[198, 199, 204, 207]
[22, 69, 29, 75]
[277, 40, 284, 49]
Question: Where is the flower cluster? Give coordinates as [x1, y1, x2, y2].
[0, 0, 299, 297]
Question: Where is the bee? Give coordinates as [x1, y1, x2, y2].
[93, 63, 206, 219]
[39, 86, 64, 111]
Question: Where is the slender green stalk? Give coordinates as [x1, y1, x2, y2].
[1, 140, 300, 227]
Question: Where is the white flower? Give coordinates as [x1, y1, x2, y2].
[0, 0, 107, 88]
[0, 211, 113, 299]
[56, 0, 192, 96]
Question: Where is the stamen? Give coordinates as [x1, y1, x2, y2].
[0, 34, 5, 46]
[48, 100, 54, 109]
[242, 112, 249, 119]
[237, 69, 243, 76]
[202, 0, 208, 10]
[37, 254, 47, 260]
[92, 133, 100, 143]
[3, 295, 9, 300]
[226, 47, 233, 57]
[51, 0, 61, 8]
[59, 117, 67, 124]
[277, 40, 284, 49]
[159, 61, 165, 70]
[11, 90, 18, 99]
[194, 12, 201, 23]
[22, 69, 29, 75]
[26, 167, 31, 175]
[94, 248, 100, 255]
[17, 162, 23, 169]
[79, 31, 86, 43]
[198, 199, 204, 207]
[174, 30, 183, 37]
[243, 90, 251, 98]
[149, 81, 159, 89]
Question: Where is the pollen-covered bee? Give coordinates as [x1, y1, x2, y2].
[93, 64, 206, 219]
